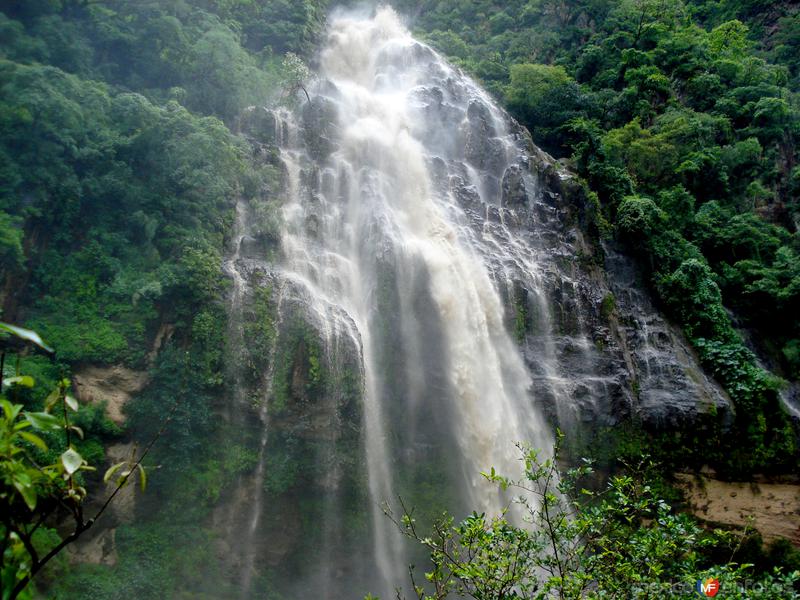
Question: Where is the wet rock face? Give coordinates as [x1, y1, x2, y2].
[500, 164, 527, 209]
[301, 96, 339, 161]
[465, 123, 506, 175]
[221, 15, 734, 597]
[239, 106, 278, 145]
[238, 20, 731, 474]
[217, 240, 370, 592]
[603, 246, 731, 429]
[439, 97, 731, 432]
[488, 130, 733, 431]
[286, 71, 729, 438]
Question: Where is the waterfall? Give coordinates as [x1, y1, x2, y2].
[225, 5, 642, 597]
[223, 7, 732, 598]
[270, 6, 554, 595]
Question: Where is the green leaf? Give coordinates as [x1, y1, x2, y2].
[13, 481, 37, 510]
[13, 419, 31, 430]
[18, 431, 48, 451]
[0, 322, 54, 353]
[69, 425, 84, 439]
[44, 388, 60, 412]
[138, 464, 147, 492]
[104, 461, 127, 483]
[1, 399, 21, 421]
[61, 447, 83, 475]
[65, 395, 78, 412]
[25, 411, 62, 431]
[3, 375, 35, 388]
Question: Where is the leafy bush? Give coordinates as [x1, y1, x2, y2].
[383, 438, 800, 599]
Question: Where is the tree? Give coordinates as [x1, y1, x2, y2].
[186, 26, 273, 120]
[282, 51, 311, 104]
[0, 212, 24, 273]
[506, 64, 582, 155]
[611, 0, 686, 47]
[708, 20, 751, 61]
[616, 194, 667, 244]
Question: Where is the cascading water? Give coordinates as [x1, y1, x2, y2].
[274, 7, 553, 595]
[224, 5, 729, 599]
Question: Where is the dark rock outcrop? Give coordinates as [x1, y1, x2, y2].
[492, 120, 733, 430]
[238, 105, 278, 145]
[301, 96, 339, 161]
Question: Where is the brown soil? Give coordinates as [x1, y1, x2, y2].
[72, 365, 148, 425]
[675, 473, 800, 546]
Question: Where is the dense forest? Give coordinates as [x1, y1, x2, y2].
[0, 0, 799, 598]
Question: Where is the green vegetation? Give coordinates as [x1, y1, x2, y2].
[383, 438, 800, 599]
[0, 323, 148, 600]
[0, 0, 326, 369]
[599, 292, 616, 319]
[399, 0, 800, 473]
[0, 1, 329, 597]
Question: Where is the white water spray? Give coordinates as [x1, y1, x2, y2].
[275, 8, 554, 591]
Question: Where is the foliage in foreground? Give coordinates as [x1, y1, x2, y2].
[380, 437, 800, 599]
[0, 324, 151, 600]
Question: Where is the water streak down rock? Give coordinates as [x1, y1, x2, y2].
[228, 8, 731, 599]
